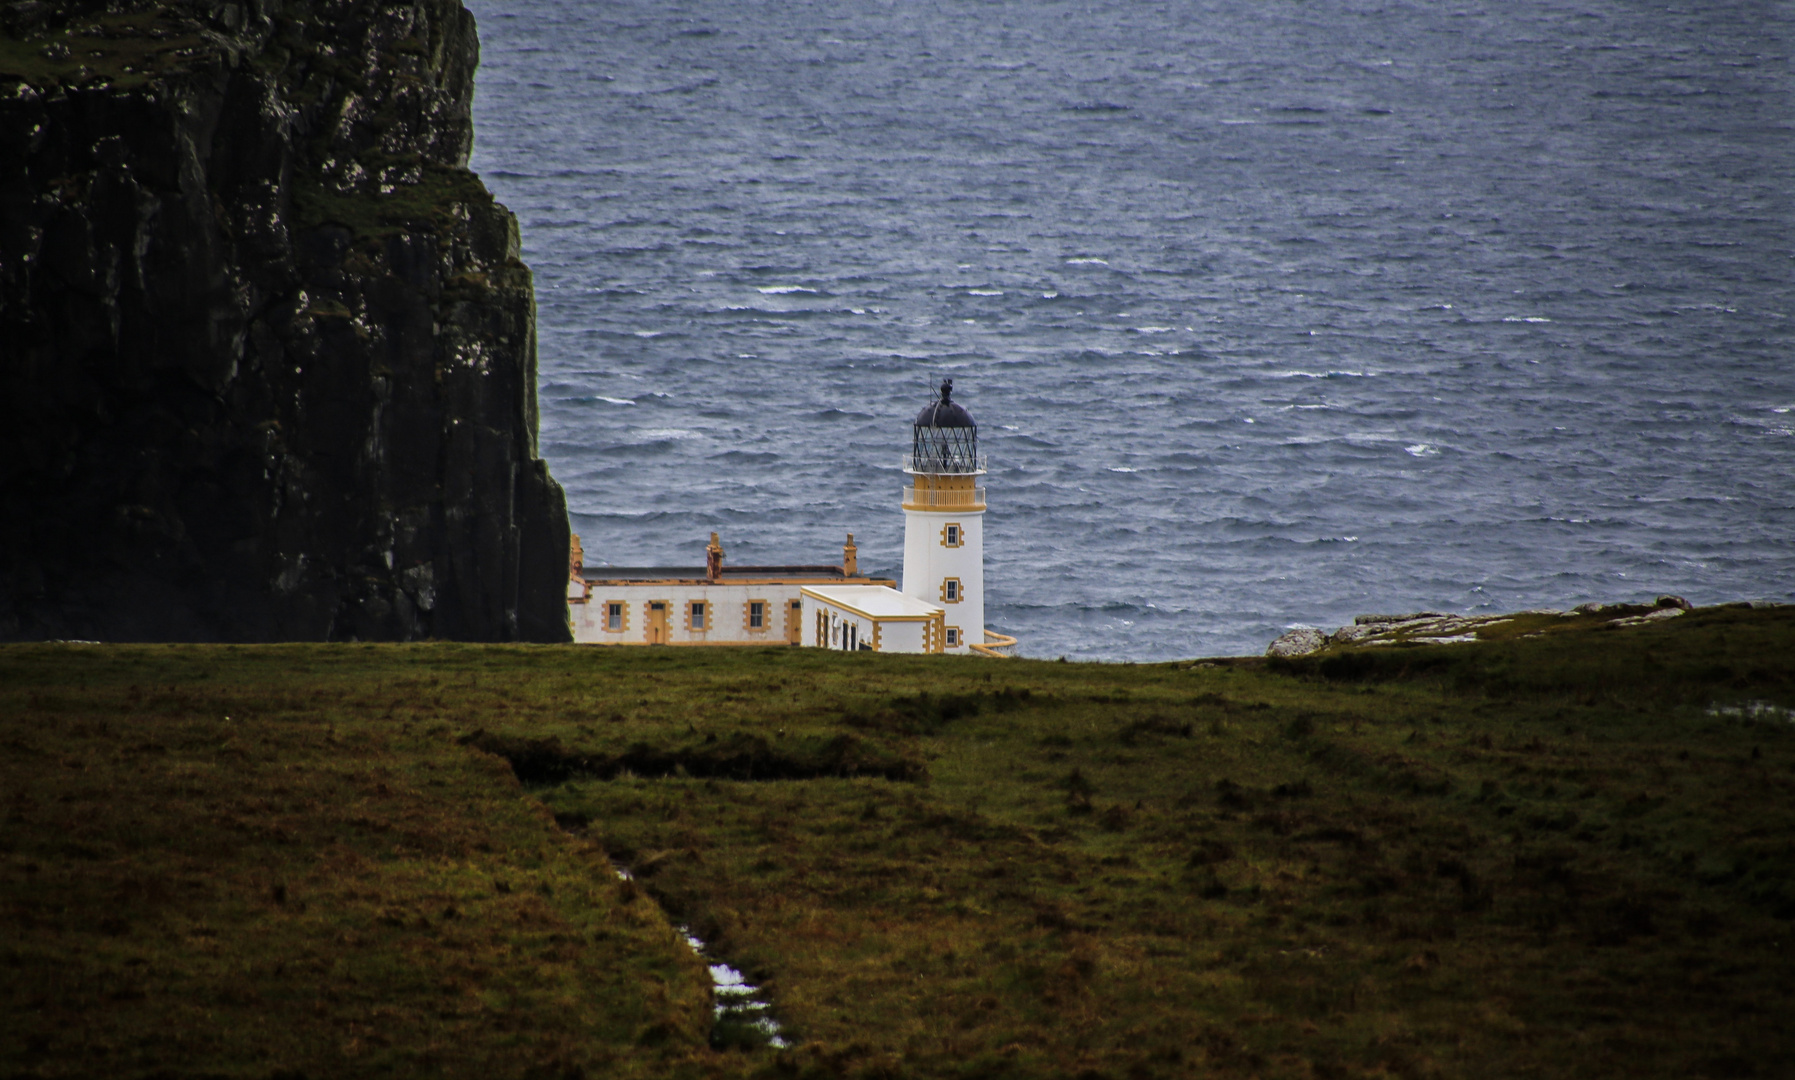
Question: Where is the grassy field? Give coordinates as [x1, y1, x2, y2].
[3, 605, 1793, 1078]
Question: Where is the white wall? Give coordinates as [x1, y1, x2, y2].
[799, 598, 936, 654]
[877, 618, 930, 654]
[571, 583, 804, 645]
[901, 509, 984, 652]
[803, 598, 873, 651]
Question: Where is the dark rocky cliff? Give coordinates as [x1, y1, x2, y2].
[0, 0, 571, 642]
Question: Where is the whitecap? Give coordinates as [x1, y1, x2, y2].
[1133, 326, 1175, 334]
[757, 285, 819, 294]
[968, 288, 1004, 296]
[1406, 443, 1438, 456]
[1271, 370, 1371, 379]
[1041, 291, 1060, 299]
[1501, 316, 1552, 323]
[631, 330, 664, 337]
[1107, 466, 1138, 473]
[639, 428, 701, 440]
[597, 396, 637, 406]
[1065, 257, 1109, 265]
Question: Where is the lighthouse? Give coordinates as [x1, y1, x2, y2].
[570, 378, 1012, 655]
[902, 379, 986, 653]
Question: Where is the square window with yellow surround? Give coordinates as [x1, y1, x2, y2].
[940, 577, 962, 604]
[940, 522, 964, 548]
[745, 599, 768, 632]
[686, 601, 707, 632]
[604, 601, 628, 633]
[945, 626, 961, 648]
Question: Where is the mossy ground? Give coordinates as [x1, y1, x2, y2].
[0, 8, 210, 90]
[3, 2, 501, 250]
[4, 606, 1793, 1078]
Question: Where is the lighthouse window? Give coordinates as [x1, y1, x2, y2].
[942, 577, 961, 603]
[690, 601, 706, 630]
[945, 627, 960, 648]
[606, 602, 623, 631]
[748, 600, 766, 629]
[941, 522, 964, 548]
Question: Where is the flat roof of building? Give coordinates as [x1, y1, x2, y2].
[800, 585, 943, 620]
[581, 564, 883, 584]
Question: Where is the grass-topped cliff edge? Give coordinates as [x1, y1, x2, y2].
[4, 605, 1793, 1078]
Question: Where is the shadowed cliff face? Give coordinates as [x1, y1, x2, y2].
[0, 0, 570, 642]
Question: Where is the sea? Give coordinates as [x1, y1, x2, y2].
[465, 0, 1794, 661]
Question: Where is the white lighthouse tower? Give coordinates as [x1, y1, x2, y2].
[902, 379, 988, 654]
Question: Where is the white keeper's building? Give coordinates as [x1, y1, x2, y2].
[568, 380, 1013, 656]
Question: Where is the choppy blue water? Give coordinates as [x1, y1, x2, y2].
[467, 0, 1794, 661]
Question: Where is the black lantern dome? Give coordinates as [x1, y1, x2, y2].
[910, 379, 982, 475]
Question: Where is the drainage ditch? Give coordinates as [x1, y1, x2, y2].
[615, 868, 789, 1050]
[466, 731, 840, 1050]
[460, 729, 925, 784]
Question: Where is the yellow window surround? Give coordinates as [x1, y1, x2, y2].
[940, 577, 962, 604]
[603, 600, 630, 633]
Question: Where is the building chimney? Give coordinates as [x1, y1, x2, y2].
[706, 532, 724, 582]
[569, 533, 584, 581]
[843, 532, 858, 577]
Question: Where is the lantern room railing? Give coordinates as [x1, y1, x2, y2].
[901, 485, 987, 509]
[902, 453, 987, 476]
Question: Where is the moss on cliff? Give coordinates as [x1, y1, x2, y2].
[0, 0, 570, 643]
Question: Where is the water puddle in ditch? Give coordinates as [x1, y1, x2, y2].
[616, 869, 789, 1049]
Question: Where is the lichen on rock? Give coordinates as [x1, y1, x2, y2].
[1266, 627, 1327, 658]
[0, 0, 569, 641]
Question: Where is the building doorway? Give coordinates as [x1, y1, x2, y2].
[646, 601, 669, 645]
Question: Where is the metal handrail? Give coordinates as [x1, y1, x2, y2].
[901, 486, 986, 508]
[902, 453, 987, 475]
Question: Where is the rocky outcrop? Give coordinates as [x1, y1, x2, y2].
[0, 0, 569, 641]
[1265, 627, 1326, 659]
[1266, 596, 1710, 658]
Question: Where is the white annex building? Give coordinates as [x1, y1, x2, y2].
[568, 380, 1014, 656]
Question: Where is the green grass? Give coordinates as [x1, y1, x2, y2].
[4, 607, 1794, 1078]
